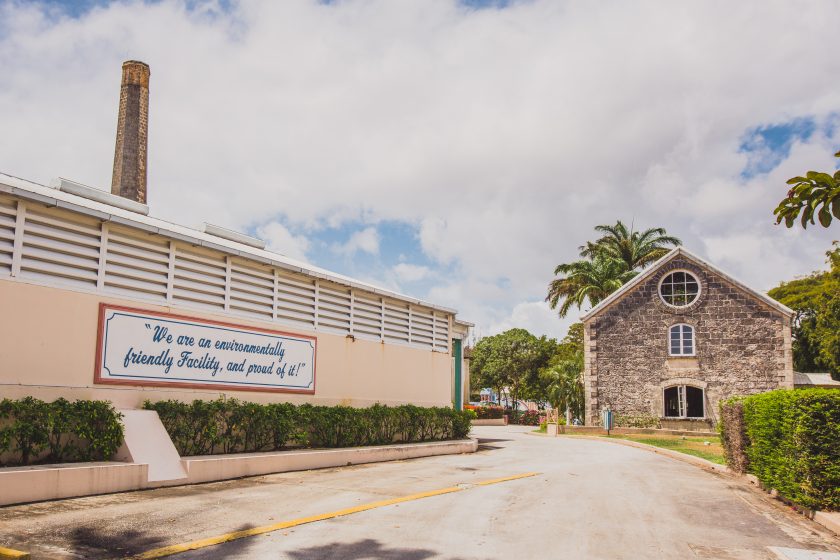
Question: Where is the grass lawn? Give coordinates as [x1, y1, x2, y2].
[604, 434, 725, 465]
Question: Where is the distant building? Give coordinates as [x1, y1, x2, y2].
[794, 372, 840, 389]
[581, 247, 794, 430]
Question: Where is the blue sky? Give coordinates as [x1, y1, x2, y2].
[2, 0, 838, 341]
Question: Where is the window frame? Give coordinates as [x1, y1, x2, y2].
[663, 385, 705, 419]
[668, 323, 696, 357]
[658, 269, 701, 309]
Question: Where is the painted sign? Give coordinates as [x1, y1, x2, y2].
[95, 305, 316, 393]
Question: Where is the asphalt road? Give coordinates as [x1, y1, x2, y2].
[1, 425, 838, 560]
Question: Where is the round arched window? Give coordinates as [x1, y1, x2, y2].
[659, 270, 700, 307]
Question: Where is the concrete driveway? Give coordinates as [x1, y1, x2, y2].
[1, 425, 838, 559]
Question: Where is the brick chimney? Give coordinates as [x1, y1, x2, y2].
[111, 60, 150, 204]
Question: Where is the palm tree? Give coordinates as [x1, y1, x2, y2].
[580, 220, 681, 271]
[546, 254, 637, 317]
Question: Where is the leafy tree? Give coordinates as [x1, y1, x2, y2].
[541, 350, 584, 424]
[470, 328, 555, 410]
[769, 243, 840, 378]
[580, 220, 682, 270]
[546, 254, 637, 318]
[554, 322, 583, 362]
[774, 150, 840, 228]
[547, 221, 680, 317]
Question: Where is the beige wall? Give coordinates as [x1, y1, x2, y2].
[0, 280, 453, 409]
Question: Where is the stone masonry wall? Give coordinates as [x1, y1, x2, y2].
[584, 256, 792, 426]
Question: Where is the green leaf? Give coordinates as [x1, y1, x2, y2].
[818, 206, 832, 227]
[832, 198, 840, 220]
[786, 177, 808, 185]
[811, 172, 835, 185]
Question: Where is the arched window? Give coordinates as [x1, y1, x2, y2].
[664, 385, 704, 418]
[669, 324, 694, 356]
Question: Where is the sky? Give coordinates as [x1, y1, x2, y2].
[1, 0, 838, 343]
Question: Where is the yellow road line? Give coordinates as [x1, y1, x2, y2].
[132, 472, 538, 559]
[474, 472, 539, 486]
[0, 546, 30, 559]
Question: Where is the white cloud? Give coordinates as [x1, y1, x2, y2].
[256, 221, 310, 262]
[1, 0, 839, 339]
[392, 263, 432, 283]
[486, 300, 575, 341]
[333, 227, 380, 256]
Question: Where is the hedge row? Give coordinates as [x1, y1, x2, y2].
[719, 389, 839, 511]
[143, 399, 472, 456]
[0, 397, 124, 467]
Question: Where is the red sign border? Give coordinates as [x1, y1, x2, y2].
[94, 303, 317, 395]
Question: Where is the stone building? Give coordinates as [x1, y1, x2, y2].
[581, 247, 794, 429]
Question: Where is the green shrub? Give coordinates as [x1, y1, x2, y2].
[719, 389, 839, 511]
[475, 406, 504, 419]
[507, 409, 541, 426]
[144, 399, 472, 456]
[0, 397, 124, 466]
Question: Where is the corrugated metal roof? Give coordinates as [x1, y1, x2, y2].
[794, 372, 840, 388]
[0, 172, 460, 315]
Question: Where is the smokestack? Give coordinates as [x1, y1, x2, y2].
[111, 60, 150, 204]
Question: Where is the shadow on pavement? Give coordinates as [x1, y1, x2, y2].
[284, 538, 483, 560]
[68, 523, 257, 559]
[69, 525, 166, 558]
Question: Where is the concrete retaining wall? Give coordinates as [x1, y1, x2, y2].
[0, 462, 148, 506]
[557, 425, 718, 437]
[0, 439, 478, 506]
[471, 418, 506, 426]
[178, 439, 478, 485]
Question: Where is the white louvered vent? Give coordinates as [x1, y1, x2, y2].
[104, 226, 169, 301]
[433, 313, 450, 352]
[19, 205, 100, 289]
[353, 291, 383, 341]
[411, 306, 435, 349]
[275, 270, 316, 329]
[318, 281, 352, 334]
[0, 196, 16, 277]
[229, 259, 274, 319]
[1, 197, 457, 351]
[383, 299, 410, 344]
[172, 246, 226, 310]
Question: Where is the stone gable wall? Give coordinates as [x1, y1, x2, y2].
[584, 256, 792, 426]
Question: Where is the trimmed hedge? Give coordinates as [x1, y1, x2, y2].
[720, 389, 839, 511]
[143, 398, 472, 456]
[718, 398, 749, 474]
[0, 397, 124, 467]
